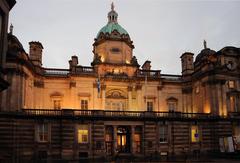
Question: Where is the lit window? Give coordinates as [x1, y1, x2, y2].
[36, 123, 49, 142]
[230, 95, 237, 112]
[195, 86, 200, 94]
[159, 125, 168, 143]
[81, 100, 88, 110]
[53, 100, 61, 109]
[191, 125, 200, 143]
[78, 125, 89, 143]
[134, 134, 141, 153]
[228, 81, 235, 89]
[147, 101, 153, 111]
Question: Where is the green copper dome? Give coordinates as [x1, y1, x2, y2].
[97, 22, 129, 37]
[96, 3, 129, 38]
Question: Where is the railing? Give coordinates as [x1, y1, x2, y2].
[44, 68, 69, 76]
[24, 109, 62, 116]
[136, 70, 161, 78]
[75, 66, 95, 74]
[20, 109, 216, 119]
[161, 74, 182, 81]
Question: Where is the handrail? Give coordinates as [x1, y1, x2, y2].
[19, 109, 216, 119]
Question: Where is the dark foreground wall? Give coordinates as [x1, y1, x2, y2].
[0, 110, 238, 162]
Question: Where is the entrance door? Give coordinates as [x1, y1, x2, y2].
[117, 127, 130, 153]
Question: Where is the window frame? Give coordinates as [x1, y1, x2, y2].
[191, 125, 201, 143]
[147, 101, 153, 112]
[36, 123, 50, 143]
[167, 97, 178, 112]
[53, 99, 61, 109]
[228, 80, 235, 89]
[159, 125, 168, 143]
[77, 124, 89, 144]
[81, 99, 88, 110]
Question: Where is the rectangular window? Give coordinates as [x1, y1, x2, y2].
[147, 101, 153, 111]
[53, 100, 61, 109]
[78, 125, 89, 143]
[168, 101, 177, 112]
[230, 95, 237, 112]
[36, 123, 49, 142]
[81, 100, 88, 109]
[191, 125, 200, 143]
[228, 80, 235, 89]
[159, 125, 168, 143]
[134, 134, 141, 153]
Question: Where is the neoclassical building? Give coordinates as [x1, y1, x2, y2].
[0, 3, 239, 161]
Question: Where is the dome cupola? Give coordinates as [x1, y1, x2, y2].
[95, 2, 132, 45]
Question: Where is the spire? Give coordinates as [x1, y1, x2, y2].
[9, 24, 13, 34]
[204, 40, 207, 49]
[108, 2, 118, 23]
[111, 2, 114, 11]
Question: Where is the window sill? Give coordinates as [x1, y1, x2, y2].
[159, 142, 168, 144]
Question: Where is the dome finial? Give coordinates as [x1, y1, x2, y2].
[204, 40, 207, 49]
[10, 23, 13, 34]
[111, 2, 114, 11]
[108, 2, 118, 23]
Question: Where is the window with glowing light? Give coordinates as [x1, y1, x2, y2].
[36, 123, 50, 142]
[229, 95, 238, 112]
[134, 126, 142, 153]
[78, 125, 88, 144]
[81, 100, 88, 110]
[191, 125, 200, 143]
[228, 80, 235, 89]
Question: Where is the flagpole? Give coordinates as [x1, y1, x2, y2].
[97, 74, 101, 98]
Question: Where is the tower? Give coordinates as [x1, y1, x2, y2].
[92, 3, 138, 76]
[180, 52, 194, 76]
[29, 41, 44, 67]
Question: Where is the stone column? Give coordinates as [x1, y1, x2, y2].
[222, 83, 227, 116]
[131, 126, 135, 155]
[70, 80, 77, 108]
[101, 85, 106, 110]
[135, 84, 142, 111]
[157, 86, 162, 112]
[128, 86, 132, 111]
[113, 126, 118, 155]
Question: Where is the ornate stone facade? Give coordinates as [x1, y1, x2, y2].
[0, 3, 239, 162]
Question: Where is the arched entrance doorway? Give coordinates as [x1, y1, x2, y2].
[117, 126, 131, 153]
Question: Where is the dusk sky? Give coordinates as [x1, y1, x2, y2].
[9, 0, 240, 74]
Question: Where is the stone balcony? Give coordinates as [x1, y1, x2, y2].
[0, 109, 238, 121]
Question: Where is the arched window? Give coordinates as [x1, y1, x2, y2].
[106, 89, 127, 111]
